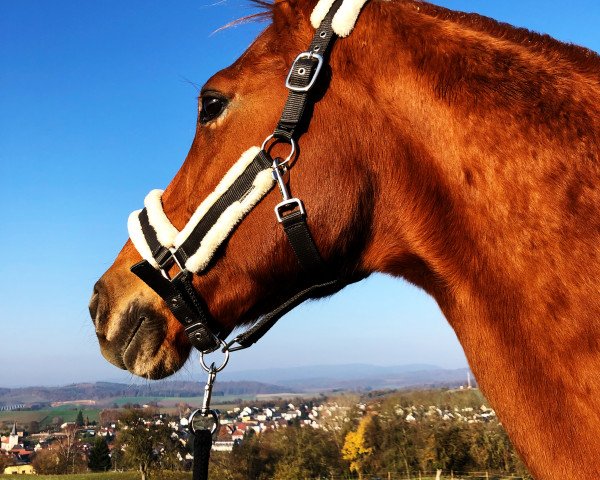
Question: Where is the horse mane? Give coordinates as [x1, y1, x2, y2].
[414, 1, 600, 75]
[237, 0, 600, 75]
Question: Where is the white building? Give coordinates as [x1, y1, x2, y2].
[1, 423, 20, 451]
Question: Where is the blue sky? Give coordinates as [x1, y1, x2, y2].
[1, 1, 598, 387]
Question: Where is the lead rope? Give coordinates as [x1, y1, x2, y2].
[188, 347, 229, 480]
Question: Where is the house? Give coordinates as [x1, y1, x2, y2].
[212, 425, 235, 452]
[4, 464, 35, 475]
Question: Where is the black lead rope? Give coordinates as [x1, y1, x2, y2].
[192, 431, 212, 480]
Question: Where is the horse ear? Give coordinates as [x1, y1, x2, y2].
[272, 0, 302, 34]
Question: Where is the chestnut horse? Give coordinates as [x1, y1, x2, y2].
[90, 0, 600, 478]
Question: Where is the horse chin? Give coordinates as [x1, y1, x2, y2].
[99, 302, 191, 380]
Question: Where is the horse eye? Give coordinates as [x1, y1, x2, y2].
[199, 94, 227, 124]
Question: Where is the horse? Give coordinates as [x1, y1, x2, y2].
[89, 0, 600, 477]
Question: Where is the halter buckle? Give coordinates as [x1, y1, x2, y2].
[275, 198, 306, 222]
[285, 52, 324, 92]
[158, 248, 186, 280]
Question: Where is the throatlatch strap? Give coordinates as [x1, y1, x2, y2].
[274, 0, 343, 140]
[230, 279, 340, 349]
[192, 430, 212, 480]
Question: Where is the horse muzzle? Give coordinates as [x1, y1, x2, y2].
[89, 277, 189, 378]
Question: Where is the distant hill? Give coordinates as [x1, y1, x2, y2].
[0, 381, 294, 406]
[220, 363, 473, 391]
[0, 364, 473, 405]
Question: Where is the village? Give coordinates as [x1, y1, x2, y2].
[0, 393, 498, 475]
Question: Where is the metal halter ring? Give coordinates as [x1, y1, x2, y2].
[200, 339, 230, 373]
[261, 134, 296, 166]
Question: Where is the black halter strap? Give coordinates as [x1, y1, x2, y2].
[131, 0, 344, 354]
[274, 2, 340, 141]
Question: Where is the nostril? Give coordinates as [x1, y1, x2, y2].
[89, 292, 100, 323]
[89, 280, 105, 325]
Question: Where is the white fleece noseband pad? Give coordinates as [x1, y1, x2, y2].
[128, 146, 275, 273]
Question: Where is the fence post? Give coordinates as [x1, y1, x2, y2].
[485, 472, 489, 480]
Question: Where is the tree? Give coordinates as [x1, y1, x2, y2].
[33, 426, 84, 474]
[56, 424, 87, 474]
[115, 408, 184, 480]
[342, 414, 374, 480]
[51, 416, 64, 428]
[29, 421, 40, 434]
[32, 449, 62, 475]
[230, 429, 270, 480]
[76, 410, 84, 427]
[115, 411, 155, 480]
[271, 425, 341, 480]
[88, 436, 112, 472]
[0, 454, 9, 473]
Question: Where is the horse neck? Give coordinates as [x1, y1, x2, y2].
[343, 3, 600, 476]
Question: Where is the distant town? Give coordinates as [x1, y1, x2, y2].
[0, 378, 510, 477]
[0, 367, 530, 478]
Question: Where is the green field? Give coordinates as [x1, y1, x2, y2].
[108, 395, 255, 407]
[0, 396, 248, 429]
[0, 392, 299, 430]
[0, 408, 100, 428]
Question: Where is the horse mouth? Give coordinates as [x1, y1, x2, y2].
[98, 302, 168, 375]
[121, 315, 146, 367]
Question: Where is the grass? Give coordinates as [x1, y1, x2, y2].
[0, 472, 190, 480]
[0, 475, 526, 480]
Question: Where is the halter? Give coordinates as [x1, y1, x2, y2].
[126, 0, 367, 476]
[128, 0, 368, 355]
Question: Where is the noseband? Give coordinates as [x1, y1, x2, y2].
[128, 0, 367, 356]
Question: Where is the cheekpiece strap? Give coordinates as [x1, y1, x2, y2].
[274, 0, 343, 140]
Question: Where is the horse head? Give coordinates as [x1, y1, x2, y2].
[89, 0, 379, 379]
